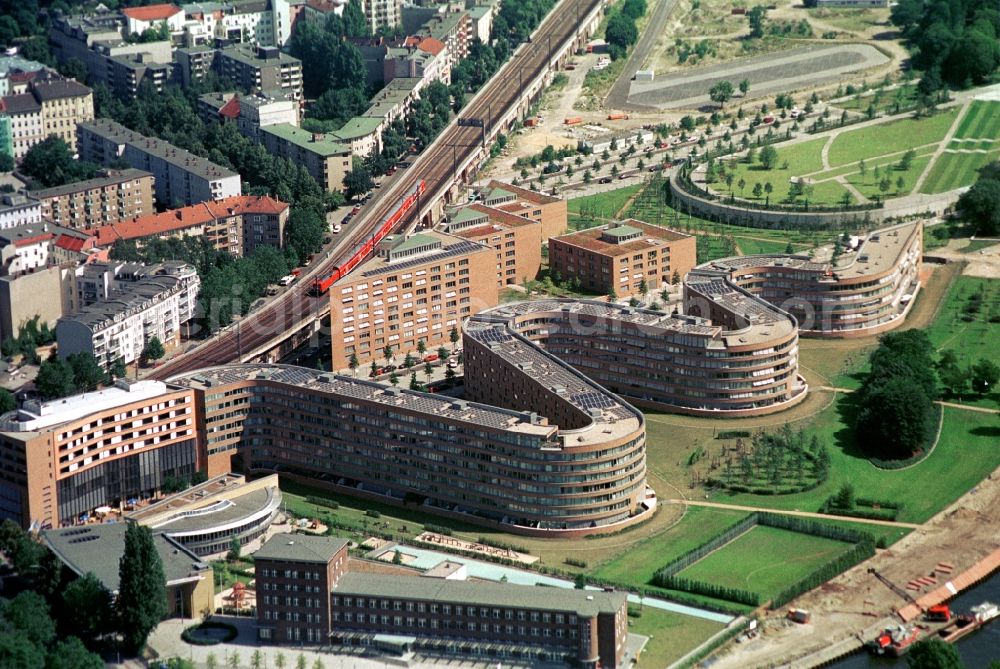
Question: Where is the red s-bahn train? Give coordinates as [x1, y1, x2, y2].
[310, 180, 426, 296]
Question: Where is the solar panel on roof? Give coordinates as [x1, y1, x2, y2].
[476, 328, 513, 345]
[571, 391, 615, 410]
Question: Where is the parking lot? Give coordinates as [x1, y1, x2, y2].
[627, 43, 889, 110]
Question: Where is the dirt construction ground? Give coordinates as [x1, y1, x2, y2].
[929, 238, 1000, 279]
[712, 463, 1000, 669]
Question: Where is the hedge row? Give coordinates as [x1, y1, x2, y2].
[653, 515, 758, 579]
[818, 502, 899, 522]
[476, 536, 529, 554]
[757, 512, 873, 545]
[653, 575, 760, 607]
[582, 574, 750, 615]
[422, 524, 453, 536]
[305, 495, 339, 510]
[675, 622, 752, 669]
[770, 538, 876, 608]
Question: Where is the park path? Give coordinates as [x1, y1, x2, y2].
[666, 499, 921, 529]
[817, 386, 999, 414]
[820, 134, 835, 170]
[912, 98, 970, 193]
[836, 176, 870, 203]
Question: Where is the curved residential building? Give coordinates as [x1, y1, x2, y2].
[692, 221, 922, 337]
[125, 473, 282, 557]
[467, 292, 805, 418]
[171, 364, 652, 537]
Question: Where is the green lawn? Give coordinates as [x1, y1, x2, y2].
[627, 608, 725, 667]
[707, 406, 1000, 523]
[568, 184, 643, 228]
[953, 100, 1000, 140]
[921, 149, 1000, 194]
[593, 507, 749, 587]
[827, 108, 959, 167]
[923, 276, 1000, 408]
[834, 85, 919, 114]
[843, 154, 933, 200]
[677, 526, 852, 600]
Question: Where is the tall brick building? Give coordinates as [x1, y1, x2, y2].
[549, 219, 696, 298]
[480, 181, 567, 240]
[442, 203, 541, 288]
[328, 231, 498, 371]
[32, 169, 154, 230]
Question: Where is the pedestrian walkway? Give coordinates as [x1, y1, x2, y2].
[817, 386, 1000, 414]
[912, 98, 971, 193]
[668, 499, 921, 529]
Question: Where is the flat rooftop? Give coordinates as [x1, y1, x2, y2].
[127, 473, 281, 535]
[41, 522, 209, 594]
[261, 123, 350, 156]
[696, 221, 921, 280]
[30, 169, 152, 199]
[465, 307, 644, 444]
[255, 534, 349, 564]
[0, 379, 170, 433]
[168, 364, 556, 437]
[78, 119, 238, 182]
[551, 219, 691, 257]
[334, 572, 627, 617]
[352, 230, 492, 278]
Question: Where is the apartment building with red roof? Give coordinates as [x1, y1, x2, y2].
[92, 195, 289, 257]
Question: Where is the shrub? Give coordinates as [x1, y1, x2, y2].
[181, 621, 238, 646]
[365, 509, 381, 518]
[306, 496, 339, 509]
[422, 524, 453, 536]
[564, 557, 588, 568]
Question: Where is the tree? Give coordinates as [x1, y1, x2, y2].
[1, 591, 55, 647]
[0, 15, 19, 49]
[227, 534, 241, 561]
[349, 353, 359, 376]
[67, 353, 105, 392]
[833, 483, 855, 509]
[671, 270, 681, 285]
[35, 358, 76, 400]
[450, 325, 460, 346]
[970, 358, 1000, 395]
[343, 158, 375, 201]
[437, 346, 449, 361]
[20, 137, 97, 188]
[638, 278, 648, 296]
[141, 336, 165, 364]
[898, 148, 916, 171]
[747, 6, 767, 39]
[0, 153, 13, 173]
[369, 361, 379, 377]
[0, 388, 14, 413]
[389, 371, 399, 387]
[46, 637, 104, 669]
[392, 549, 403, 564]
[61, 573, 113, 645]
[906, 638, 964, 669]
[574, 573, 587, 589]
[763, 181, 773, 205]
[416, 339, 427, 356]
[117, 523, 167, 654]
[409, 372, 420, 390]
[936, 350, 967, 398]
[0, 632, 45, 669]
[759, 145, 779, 170]
[606, 12, 639, 53]
[958, 164, 1000, 235]
[752, 182, 764, 199]
[296, 654, 307, 669]
[383, 345, 394, 364]
[739, 79, 750, 96]
[709, 81, 734, 108]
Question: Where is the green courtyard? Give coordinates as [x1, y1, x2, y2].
[676, 525, 853, 601]
[921, 100, 1000, 193]
[711, 107, 960, 206]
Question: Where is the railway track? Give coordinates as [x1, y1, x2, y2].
[152, 0, 601, 380]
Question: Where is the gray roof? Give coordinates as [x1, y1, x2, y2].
[255, 535, 349, 564]
[79, 118, 238, 182]
[30, 79, 92, 101]
[136, 486, 280, 535]
[41, 522, 210, 594]
[1, 93, 41, 114]
[30, 169, 152, 199]
[334, 572, 627, 617]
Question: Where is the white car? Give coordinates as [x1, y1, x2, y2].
[447, 359, 459, 369]
[333, 224, 343, 234]
[278, 274, 296, 286]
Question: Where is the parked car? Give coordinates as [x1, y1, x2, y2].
[278, 274, 296, 286]
[333, 224, 343, 233]
[447, 359, 459, 369]
[599, 177, 612, 183]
